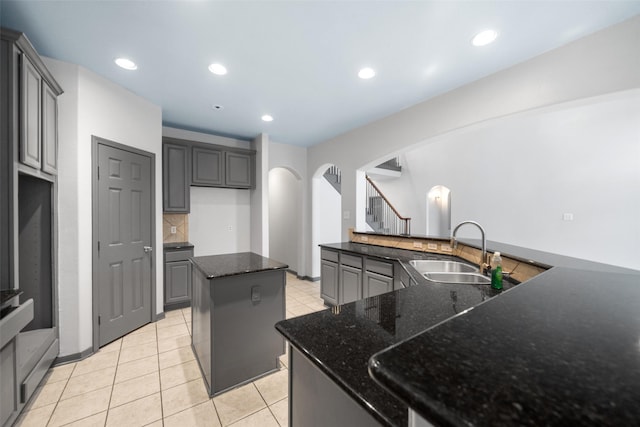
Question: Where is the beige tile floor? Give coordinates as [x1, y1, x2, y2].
[16, 273, 325, 427]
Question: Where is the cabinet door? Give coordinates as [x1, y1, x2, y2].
[320, 260, 338, 306]
[163, 143, 190, 213]
[41, 82, 58, 175]
[225, 151, 252, 188]
[192, 146, 223, 186]
[20, 54, 41, 170]
[340, 265, 362, 304]
[165, 260, 192, 305]
[364, 271, 393, 299]
[0, 339, 17, 427]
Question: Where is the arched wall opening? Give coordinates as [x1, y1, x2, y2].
[268, 167, 302, 274]
[311, 164, 342, 278]
[426, 185, 451, 236]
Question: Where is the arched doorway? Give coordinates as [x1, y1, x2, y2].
[426, 185, 451, 236]
[268, 167, 302, 274]
[311, 164, 342, 278]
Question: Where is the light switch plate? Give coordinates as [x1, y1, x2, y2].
[170, 226, 177, 234]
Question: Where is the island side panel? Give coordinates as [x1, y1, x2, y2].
[191, 265, 213, 394]
[290, 345, 383, 426]
[211, 269, 285, 394]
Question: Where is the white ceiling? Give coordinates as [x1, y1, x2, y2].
[2, 1, 639, 147]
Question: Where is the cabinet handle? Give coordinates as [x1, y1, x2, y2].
[144, 246, 153, 253]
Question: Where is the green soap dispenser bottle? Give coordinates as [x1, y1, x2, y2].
[491, 252, 503, 290]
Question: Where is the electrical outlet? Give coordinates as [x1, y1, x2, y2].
[170, 226, 177, 234]
[441, 244, 452, 252]
[361, 236, 369, 242]
[413, 241, 423, 249]
[563, 213, 574, 221]
[227, 225, 233, 231]
[427, 243, 438, 250]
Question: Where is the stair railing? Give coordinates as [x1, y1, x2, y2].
[365, 175, 411, 235]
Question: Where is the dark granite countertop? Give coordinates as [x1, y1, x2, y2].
[163, 241, 194, 250]
[369, 267, 640, 426]
[191, 252, 288, 279]
[277, 245, 513, 426]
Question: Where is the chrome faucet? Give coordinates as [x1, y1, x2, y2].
[451, 221, 489, 274]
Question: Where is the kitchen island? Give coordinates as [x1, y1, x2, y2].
[276, 240, 640, 426]
[191, 252, 287, 397]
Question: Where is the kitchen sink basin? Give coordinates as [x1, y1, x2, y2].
[409, 260, 478, 274]
[423, 272, 491, 285]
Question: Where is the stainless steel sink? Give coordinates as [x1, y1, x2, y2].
[409, 260, 478, 274]
[423, 272, 491, 285]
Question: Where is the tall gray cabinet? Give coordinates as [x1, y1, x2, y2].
[0, 27, 62, 427]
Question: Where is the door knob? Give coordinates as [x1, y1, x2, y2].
[144, 246, 153, 253]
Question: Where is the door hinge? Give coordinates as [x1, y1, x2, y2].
[98, 316, 101, 325]
[97, 166, 100, 180]
[98, 241, 101, 253]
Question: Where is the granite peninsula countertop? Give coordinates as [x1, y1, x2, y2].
[191, 252, 288, 279]
[277, 244, 513, 426]
[277, 242, 640, 426]
[369, 267, 640, 426]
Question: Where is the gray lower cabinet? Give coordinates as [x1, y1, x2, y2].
[1, 338, 17, 427]
[164, 248, 193, 311]
[0, 299, 34, 427]
[320, 248, 394, 306]
[289, 345, 381, 426]
[162, 141, 190, 213]
[340, 253, 363, 304]
[364, 271, 394, 298]
[320, 249, 339, 306]
[363, 258, 394, 298]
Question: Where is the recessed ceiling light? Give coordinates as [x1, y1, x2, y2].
[114, 58, 137, 70]
[261, 114, 274, 122]
[472, 30, 498, 47]
[358, 67, 376, 79]
[208, 63, 227, 75]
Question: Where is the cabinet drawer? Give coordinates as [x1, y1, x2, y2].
[0, 299, 34, 349]
[366, 258, 393, 277]
[340, 253, 362, 269]
[321, 249, 338, 263]
[165, 249, 194, 262]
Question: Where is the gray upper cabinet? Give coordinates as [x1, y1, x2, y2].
[192, 146, 223, 186]
[20, 54, 42, 170]
[2, 29, 63, 179]
[225, 151, 252, 188]
[162, 137, 255, 212]
[41, 82, 58, 174]
[163, 142, 190, 213]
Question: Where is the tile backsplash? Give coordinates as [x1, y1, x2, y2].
[163, 214, 189, 243]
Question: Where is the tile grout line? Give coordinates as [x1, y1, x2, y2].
[155, 319, 165, 426]
[103, 338, 123, 426]
[43, 362, 77, 427]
